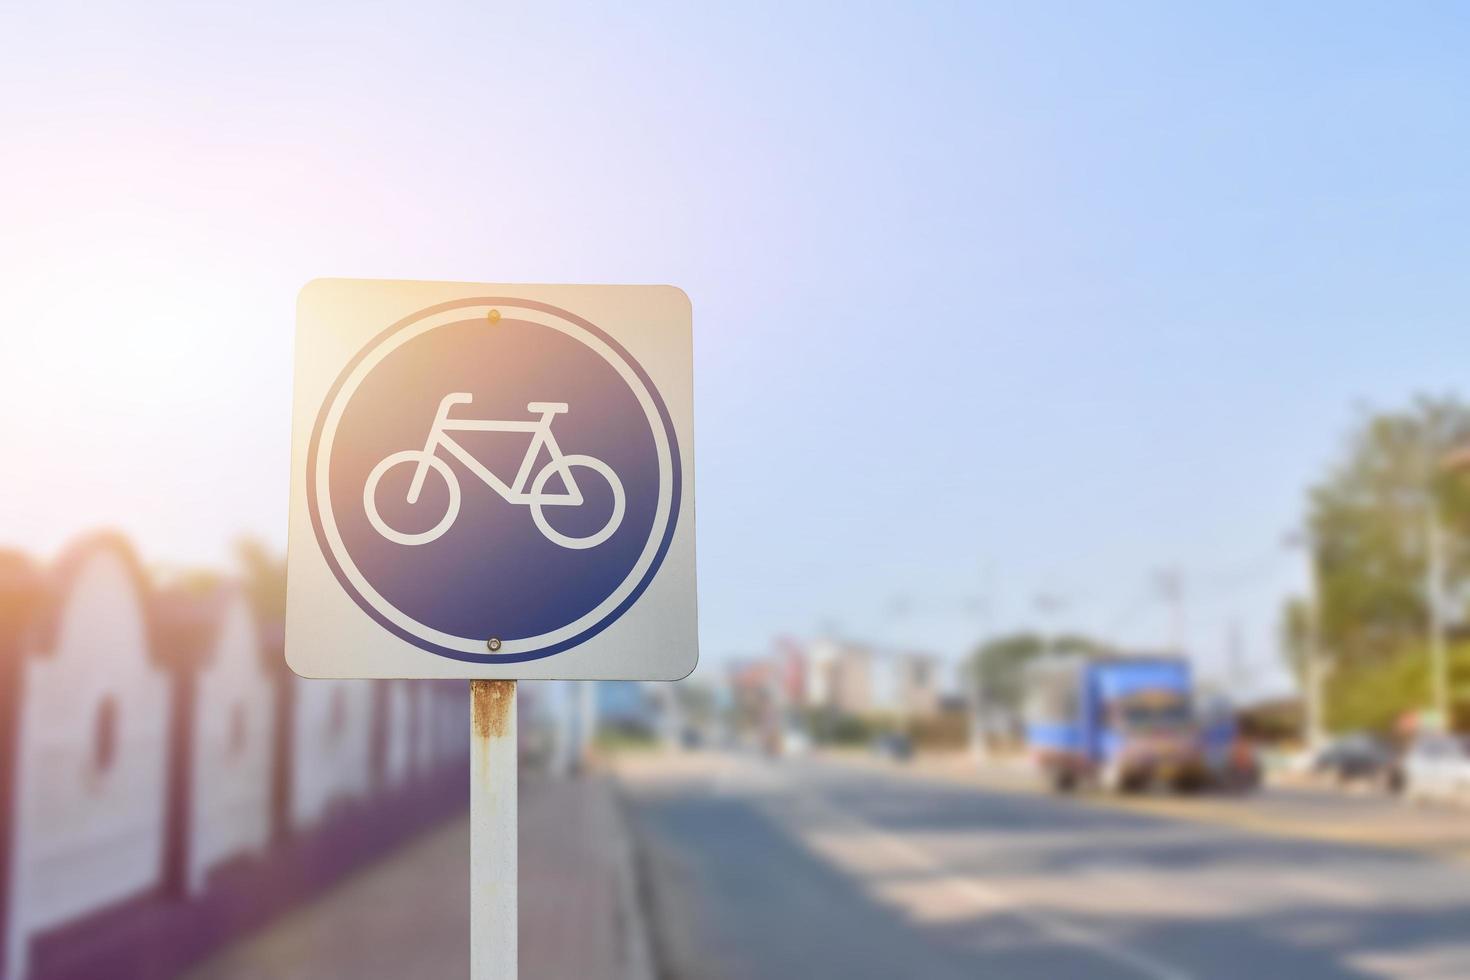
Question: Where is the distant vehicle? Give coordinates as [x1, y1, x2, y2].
[1198, 694, 1261, 793]
[1212, 738, 1262, 793]
[1024, 655, 1238, 794]
[1312, 733, 1402, 791]
[872, 732, 913, 762]
[1401, 732, 1470, 804]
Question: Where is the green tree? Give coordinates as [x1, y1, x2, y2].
[1288, 396, 1470, 730]
[966, 631, 1112, 714]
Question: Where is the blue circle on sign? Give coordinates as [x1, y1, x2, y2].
[307, 297, 681, 664]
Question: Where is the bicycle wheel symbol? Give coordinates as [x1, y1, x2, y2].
[527, 454, 626, 550]
[362, 451, 461, 547]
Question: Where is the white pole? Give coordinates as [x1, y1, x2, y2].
[970, 658, 986, 761]
[1287, 530, 1326, 749]
[1305, 547, 1325, 748]
[471, 680, 517, 980]
[969, 593, 992, 762]
[1427, 506, 1449, 728]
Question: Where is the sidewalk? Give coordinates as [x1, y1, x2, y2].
[188, 772, 651, 979]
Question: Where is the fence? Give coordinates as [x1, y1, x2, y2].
[0, 532, 470, 979]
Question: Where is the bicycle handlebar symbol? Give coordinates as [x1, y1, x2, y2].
[363, 393, 626, 549]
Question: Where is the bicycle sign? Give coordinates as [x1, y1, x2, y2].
[285, 280, 697, 680]
[365, 394, 626, 550]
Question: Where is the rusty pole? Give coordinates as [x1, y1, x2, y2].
[470, 679, 517, 979]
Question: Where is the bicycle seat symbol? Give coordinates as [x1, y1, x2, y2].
[363, 393, 626, 550]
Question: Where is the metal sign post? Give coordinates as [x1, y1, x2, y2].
[471, 680, 517, 979]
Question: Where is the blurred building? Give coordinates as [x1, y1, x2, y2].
[728, 657, 781, 734]
[803, 637, 841, 709]
[866, 649, 942, 718]
[898, 653, 942, 717]
[771, 636, 807, 706]
[830, 644, 874, 715]
[777, 637, 943, 720]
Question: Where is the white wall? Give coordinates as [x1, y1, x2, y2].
[289, 678, 372, 828]
[384, 681, 412, 786]
[6, 548, 170, 980]
[433, 685, 461, 765]
[187, 595, 275, 893]
[413, 682, 436, 776]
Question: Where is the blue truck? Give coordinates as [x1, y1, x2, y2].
[1023, 655, 1252, 793]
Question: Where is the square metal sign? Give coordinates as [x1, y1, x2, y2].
[285, 279, 697, 679]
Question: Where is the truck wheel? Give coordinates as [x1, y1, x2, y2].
[1051, 771, 1078, 794]
[1172, 774, 1204, 795]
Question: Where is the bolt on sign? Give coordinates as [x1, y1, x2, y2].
[285, 280, 697, 680]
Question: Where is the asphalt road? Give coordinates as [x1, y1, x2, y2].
[619, 752, 1470, 980]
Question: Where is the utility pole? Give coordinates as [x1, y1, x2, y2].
[1436, 442, 1470, 729]
[1225, 617, 1246, 696]
[1306, 556, 1326, 748]
[1285, 530, 1326, 748]
[1154, 568, 1186, 656]
[1035, 592, 1068, 646]
[1426, 502, 1449, 729]
[965, 594, 991, 761]
[1413, 442, 1454, 732]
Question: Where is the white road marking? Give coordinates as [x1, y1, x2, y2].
[1350, 942, 1470, 979]
[1279, 871, 1378, 906]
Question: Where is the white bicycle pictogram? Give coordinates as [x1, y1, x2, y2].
[363, 393, 626, 549]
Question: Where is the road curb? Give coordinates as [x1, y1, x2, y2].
[604, 775, 658, 980]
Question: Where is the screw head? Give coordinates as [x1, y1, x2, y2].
[487, 308, 501, 323]
[486, 637, 502, 652]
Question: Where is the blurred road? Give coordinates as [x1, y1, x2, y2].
[618, 752, 1470, 980]
[869, 753, 1470, 861]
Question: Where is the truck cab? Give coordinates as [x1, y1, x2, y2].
[1026, 656, 1210, 793]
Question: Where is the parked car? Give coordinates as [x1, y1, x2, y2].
[1401, 732, 1470, 804]
[1312, 733, 1402, 791]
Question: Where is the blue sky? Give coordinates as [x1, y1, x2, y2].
[3, 2, 1468, 693]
